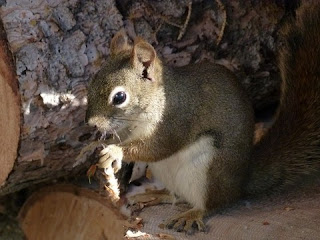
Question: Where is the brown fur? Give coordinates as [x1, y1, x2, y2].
[246, 3, 320, 195]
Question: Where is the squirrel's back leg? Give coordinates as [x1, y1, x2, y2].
[146, 135, 248, 232]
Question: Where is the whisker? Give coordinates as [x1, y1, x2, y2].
[113, 129, 122, 143]
[124, 127, 133, 141]
[126, 126, 146, 144]
[113, 116, 148, 123]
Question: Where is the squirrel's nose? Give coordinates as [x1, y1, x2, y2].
[86, 115, 103, 129]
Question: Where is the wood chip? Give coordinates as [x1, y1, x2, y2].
[125, 230, 149, 238]
[157, 233, 176, 239]
[146, 168, 153, 180]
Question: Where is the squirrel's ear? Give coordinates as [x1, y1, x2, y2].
[110, 29, 130, 56]
[131, 38, 157, 81]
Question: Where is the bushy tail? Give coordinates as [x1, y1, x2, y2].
[246, 3, 320, 195]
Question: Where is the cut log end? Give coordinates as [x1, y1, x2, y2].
[0, 20, 20, 187]
[19, 184, 129, 240]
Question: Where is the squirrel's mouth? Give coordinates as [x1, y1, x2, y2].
[95, 124, 134, 145]
[87, 115, 137, 144]
[97, 130, 113, 141]
[94, 127, 120, 143]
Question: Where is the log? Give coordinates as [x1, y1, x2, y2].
[19, 184, 129, 240]
[0, 19, 20, 187]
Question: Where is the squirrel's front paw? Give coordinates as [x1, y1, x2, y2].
[97, 145, 123, 174]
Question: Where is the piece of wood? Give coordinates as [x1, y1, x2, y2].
[19, 184, 129, 240]
[0, 18, 20, 187]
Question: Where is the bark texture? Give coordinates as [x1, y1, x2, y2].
[0, 0, 123, 194]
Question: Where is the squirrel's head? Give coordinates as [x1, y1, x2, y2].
[86, 30, 165, 143]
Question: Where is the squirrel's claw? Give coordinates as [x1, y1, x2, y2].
[165, 209, 206, 233]
[97, 144, 123, 173]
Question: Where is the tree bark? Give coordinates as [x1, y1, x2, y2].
[0, 0, 123, 195]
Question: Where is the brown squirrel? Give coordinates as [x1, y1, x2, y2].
[85, 3, 320, 233]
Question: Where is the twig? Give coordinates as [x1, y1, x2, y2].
[177, 0, 193, 40]
[140, 0, 192, 41]
[143, 0, 182, 28]
[215, 0, 227, 45]
[152, 21, 163, 44]
[159, 16, 182, 28]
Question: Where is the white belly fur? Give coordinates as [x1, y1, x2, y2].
[148, 136, 214, 210]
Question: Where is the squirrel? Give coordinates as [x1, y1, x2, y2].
[85, 3, 320, 233]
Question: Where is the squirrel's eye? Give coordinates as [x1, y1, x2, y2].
[113, 91, 127, 105]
